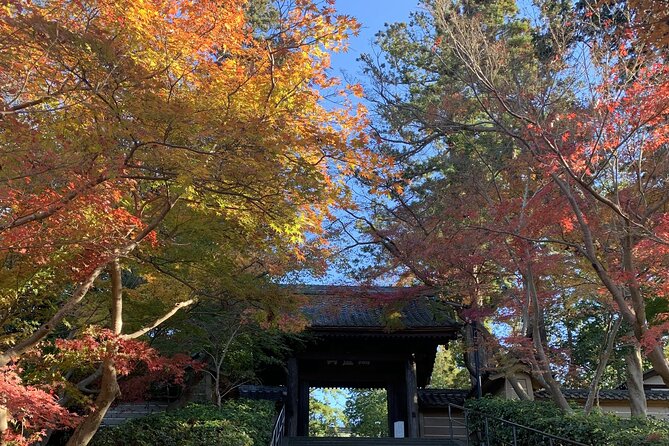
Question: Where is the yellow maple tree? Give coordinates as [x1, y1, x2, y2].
[0, 0, 372, 444]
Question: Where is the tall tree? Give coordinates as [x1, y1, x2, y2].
[353, 0, 669, 415]
[344, 389, 388, 438]
[309, 389, 349, 437]
[427, 0, 669, 414]
[0, 0, 369, 443]
[349, 0, 578, 411]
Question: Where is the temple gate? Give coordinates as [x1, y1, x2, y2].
[280, 286, 461, 438]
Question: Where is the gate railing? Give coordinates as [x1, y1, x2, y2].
[442, 402, 588, 446]
[269, 405, 286, 446]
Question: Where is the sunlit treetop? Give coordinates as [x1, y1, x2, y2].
[0, 0, 376, 279]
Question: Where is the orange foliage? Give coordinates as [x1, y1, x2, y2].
[0, 1, 374, 442]
[0, 0, 370, 274]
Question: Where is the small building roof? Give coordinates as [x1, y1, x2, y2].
[535, 389, 669, 401]
[239, 384, 285, 402]
[418, 389, 470, 408]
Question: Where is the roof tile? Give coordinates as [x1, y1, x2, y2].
[535, 389, 669, 401]
[294, 285, 459, 330]
[418, 389, 469, 407]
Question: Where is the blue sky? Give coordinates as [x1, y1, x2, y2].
[329, 0, 423, 77]
[308, 1, 438, 415]
[285, 1, 423, 286]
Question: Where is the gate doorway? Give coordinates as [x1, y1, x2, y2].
[309, 387, 388, 437]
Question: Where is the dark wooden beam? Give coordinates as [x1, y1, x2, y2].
[296, 352, 423, 361]
[387, 381, 398, 437]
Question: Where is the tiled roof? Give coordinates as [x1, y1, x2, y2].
[418, 389, 470, 408]
[239, 385, 285, 401]
[535, 389, 669, 401]
[292, 285, 460, 331]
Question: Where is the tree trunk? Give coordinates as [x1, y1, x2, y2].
[214, 366, 222, 408]
[65, 358, 120, 446]
[551, 175, 668, 399]
[526, 267, 572, 413]
[66, 260, 124, 446]
[110, 259, 123, 334]
[0, 267, 104, 368]
[585, 316, 622, 414]
[565, 325, 577, 384]
[535, 358, 572, 412]
[625, 344, 647, 417]
[462, 324, 478, 387]
[646, 346, 669, 387]
[621, 229, 669, 388]
[0, 199, 174, 368]
[461, 322, 492, 387]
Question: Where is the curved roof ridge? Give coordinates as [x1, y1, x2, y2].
[288, 285, 461, 331]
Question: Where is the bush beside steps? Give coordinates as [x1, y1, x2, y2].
[466, 398, 669, 446]
[90, 400, 276, 446]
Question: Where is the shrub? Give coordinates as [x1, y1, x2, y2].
[90, 400, 276, 446]
[465, 398, 669, 446]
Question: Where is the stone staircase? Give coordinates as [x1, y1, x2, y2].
[284, 438, 467, 446]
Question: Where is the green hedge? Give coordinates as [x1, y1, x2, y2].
[465, 398, 669, 446]
[90, 400, 276, 446]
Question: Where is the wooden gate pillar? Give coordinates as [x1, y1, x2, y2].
[286, 358, 298, 436]
[297, 379, 310, 436]
[405, 356, 419, 438]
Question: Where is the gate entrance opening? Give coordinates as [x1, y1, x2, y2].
[309, 387, 388, 437]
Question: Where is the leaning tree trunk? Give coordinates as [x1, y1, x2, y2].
[526, 267, 573, 413]
[462, 324, 479, 388]
[66, 260, 124, 446]
[461, 319, 494, 389]
[551, 176, 653, 412]
[585, 316, 622, 414]
[507, 375, 530, 400]
[622, 230, 669, 388]
[65, 358, 120, 446]
[0, 199, 174, 370]
[0, 208, 169, 443]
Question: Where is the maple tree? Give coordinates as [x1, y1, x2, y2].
[346, 0, 579, 412]
[601, 0, 669, 49]
[51, 327, 200, 398]
[0, 366, 78, 446]
[430, 6, 669, 415]
[0, 0, 368, 443]
[351, 0, 669, 416]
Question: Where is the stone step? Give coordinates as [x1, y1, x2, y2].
[285, 438, 467, 446]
